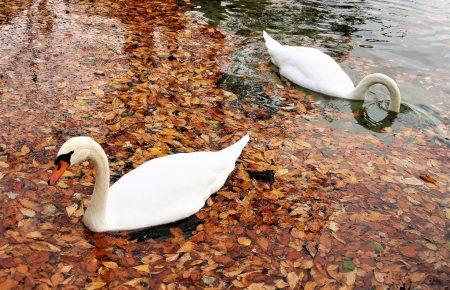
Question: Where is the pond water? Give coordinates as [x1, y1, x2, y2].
[190, 0, 449, 138]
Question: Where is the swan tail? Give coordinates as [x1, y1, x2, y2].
[263, 31, 282, 50]
[220, 134, 249, 161]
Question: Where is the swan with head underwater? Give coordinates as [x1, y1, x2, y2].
[48, 134, 249, 232]
[263, 31, 401, 112]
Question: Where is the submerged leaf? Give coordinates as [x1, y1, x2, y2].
[342, 260, 355, 272]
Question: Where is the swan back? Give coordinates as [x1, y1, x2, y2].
[104, 135, 249, 231]
[263, 32, 355, 98]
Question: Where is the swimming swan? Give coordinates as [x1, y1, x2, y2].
[263, 31, 401, 112]
[48, 135, 249, 232]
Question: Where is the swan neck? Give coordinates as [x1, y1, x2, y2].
[351, 73, 401, 112]
[89, 143, 110, 217]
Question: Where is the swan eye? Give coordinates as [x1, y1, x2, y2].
[54, 151, 74, 166]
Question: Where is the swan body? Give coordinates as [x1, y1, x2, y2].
[263, 31, 401, 112]
[48, 135, 249, 232]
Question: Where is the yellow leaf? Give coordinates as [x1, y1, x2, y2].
[298, 141, 312, 148]
[46, 242, 61, 252]
[104, 112, 116, 121]
[178, 241, 195, 253]
[165, 253, 179, 262]
[26, 231, 43, 239]
[32, 159, 40, 168]
[66, 204, 78, 217]
[347, 175, 358, 184]
[328, 221, 339, 232]
[92, 87, 104, 97]
[60, 265, 72, 273]
[344, 270, 356, 285]
[133, 264, 149, 273]
[274, 279, 288, 288]
[85, 281, 106, 290]
[57, 80, 67, 88]
[108, 123, 121, 131]
[20, 208, 36, 217]
[102, 261, 118, 269]
[124, 278, 144, 286]
[237, 237, 251, 246]
[374, 270, 385, 283]
[287, 272, 299, 289]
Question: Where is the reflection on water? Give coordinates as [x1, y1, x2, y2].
[127, 215, 202, 242]
[191, 0, 449, 137]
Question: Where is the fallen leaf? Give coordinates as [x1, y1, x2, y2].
[298, 141, 312, 148]
[178, 241, 196, 253]
[20, 145, 30, 155]
[85, 281, 106, 290]
[0, 161, 10, 168]
[26, 231, 43, 239]
[20, 208, 36, 217]
[66, 204, 78, 217]
[133, 264, 149, 273]
[238, 237, 252, 246]
[342, 260, 355, 272]
[287, 272, 299, 288]
[102, 261, 118, 269]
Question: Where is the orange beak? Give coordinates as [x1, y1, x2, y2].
[48, 160, 70, 185]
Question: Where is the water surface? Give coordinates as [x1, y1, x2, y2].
[191, 0, 449, 137]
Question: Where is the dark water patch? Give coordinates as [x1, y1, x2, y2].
[128, 215, 202, 243]
[247, 169, 275, 184]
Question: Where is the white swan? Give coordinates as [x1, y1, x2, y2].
[48, 135, 249, 232]
[263, 31, 401, 112]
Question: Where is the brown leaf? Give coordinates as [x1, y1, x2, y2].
[410, 272, 427, 282]
[419, 174, 436, 184]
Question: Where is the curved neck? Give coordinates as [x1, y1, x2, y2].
[86, 142, 110, 220]
[350, 73, 401, 112]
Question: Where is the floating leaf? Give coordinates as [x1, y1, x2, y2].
[444, 242, 450, 250]
[202, 276, 215, 286]
[102, 261, 118, 269]
[372, 241, 383, 254]
[178, 241, 195, 253]
[298, 141, 312, 148]
[20, 145, 30, 155]
[85, 281, 106, 290]
[26, 231, 43, 239]
[238, 237, 252, 246]
[20, 208, 36, 217]
[287, 272, 299, 288]
[133, 264, 149, 273]
[342, 260, 355, 272]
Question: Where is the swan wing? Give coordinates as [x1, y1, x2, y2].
[268, 45, 355, 98]
[105, 135, 249, 231]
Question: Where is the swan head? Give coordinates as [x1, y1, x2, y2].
[48, 136, 96, 185]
